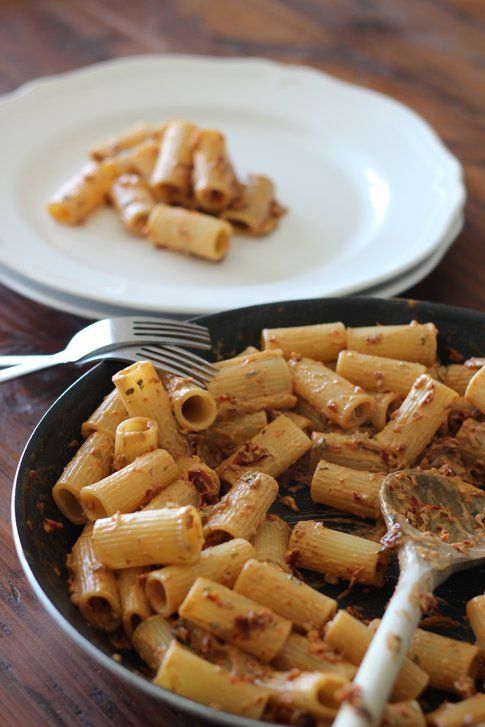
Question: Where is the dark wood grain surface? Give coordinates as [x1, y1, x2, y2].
[0, 1, 483, 725]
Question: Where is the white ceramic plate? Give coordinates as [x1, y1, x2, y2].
[0, 214, 463, 320]
[0, 55, 465, 314]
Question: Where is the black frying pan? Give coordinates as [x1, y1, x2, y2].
[12, 297, 485, 726]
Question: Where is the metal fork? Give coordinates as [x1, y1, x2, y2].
[0, 317, 212, 384]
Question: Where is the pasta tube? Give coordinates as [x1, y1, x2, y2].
[467, 594, 485, 654]
[52, 431, 113, 524]
[113, 416, 158, 469]
[346, 322, 437, 366]
[146, 204, 232, 262]
[380, 700, 425, 726]
[178, 576, 292, 662]
[192, 129, 239, 211]
[202, 410, 268, 458]
[145, 538, 255, 616]
[374, 375, 458, 468]
[161, 374, 217, 432]
[368, 391, 402, 431]
[311, 431, 387, 473]
[234, 558, 337, 632]
[203, 472, 278, 546]
[80, 448, 178, 519]
[142, 478, 198, 510]
[465, 365, 485, 413]
[150, 119, 197, 204]
[439, 364, 477, 395]
[324, 611, 429, 701]
[262, 322, 346, 362]
[153, 641, 268, 719]
[131, 614, 173, 671]
[221, 174, 286, 235]
[336, 350, 426, 396]
[251, 514, 291, 572]
[368, 619, 479, 693]
[113, 360, 189, 460]
[116, 567, 152, 638]
[310, 461, 384, 519]
[207, 349, 296, 419]
[455, 419, 485, 464]
[91, 121, 155, 160]
[289, 356, 374, 429]
[176, 455, 220, 505]
[427, 694, 485, 727]
[47, 159, 118, 225]
[67, 524, 121, 633]
[81, 389, 127, 438]
[127, 138, 160, 181]
[272, 631, 357, 679]
[110, 173, 155, 235]
[216, 414, 312, 487]
[260, 670, 347, 721]
[92, 505, 203, 568]
[288, 521, 389, 586]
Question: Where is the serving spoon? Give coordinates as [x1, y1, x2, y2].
[334, 469, 485, 727]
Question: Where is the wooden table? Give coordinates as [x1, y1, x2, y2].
[0, 1, 483, 725]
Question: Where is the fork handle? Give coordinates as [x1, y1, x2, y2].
[333, 546, 435, 727]
[0, 354, 53, 366]
[0, 352, 67, 383]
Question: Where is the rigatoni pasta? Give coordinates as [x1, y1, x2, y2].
[251, 514, 291, 572]
[288, 521, 389, 586]
[262, 322, 346, 362]
[145, 538, 254, 617]
[67, 524, 122, 633]
[178, 576, 292, 662]
[221, 174, 286, 235]
[80, 448, 178, 519]
[208, 349, 296, 418]
[346, 322, 437, 366]
[234, 558, 337, 632]
[374, 375, 458, 467]
[192, 129, 239, 212]
[216, 414, 311, 487]
[113, 360, 190, 460]
[154, 641, 268, 719]
[52, 430, 114, 524]
[48, 118, 287, 265]
[203, 472, 278, 545]
[311, 460, 384, 519]
[113, 416, 158, 469]
[146, 204, 232, 262]
[81, 389, 127, 438]
[110, 173, 155, 235]
[289, 356, 374, 429]
[336, 350, 426, 396]
[92, 505, 203, 568]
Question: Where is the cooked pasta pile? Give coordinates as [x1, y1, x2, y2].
[47, 120, 286, 261]
[52, 321, 485, 726]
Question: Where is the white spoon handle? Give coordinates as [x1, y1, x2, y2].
[334, 548, 434, 727]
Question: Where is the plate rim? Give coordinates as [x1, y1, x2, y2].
[0, 54, 466, 314]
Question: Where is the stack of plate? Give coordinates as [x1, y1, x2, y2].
[0, 56, 465, 320]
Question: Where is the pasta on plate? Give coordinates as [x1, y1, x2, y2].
[47, 120, 287, 262]
[49, 319, 484, 725]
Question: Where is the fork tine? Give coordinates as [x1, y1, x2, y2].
[145, 345, 218, 376]
[132, 322, 210, 339]
[137, 348, 210, 386]
[132, 334, 211, 351]
[132, 317, 209, 333]
[162, 344, 219, 371]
